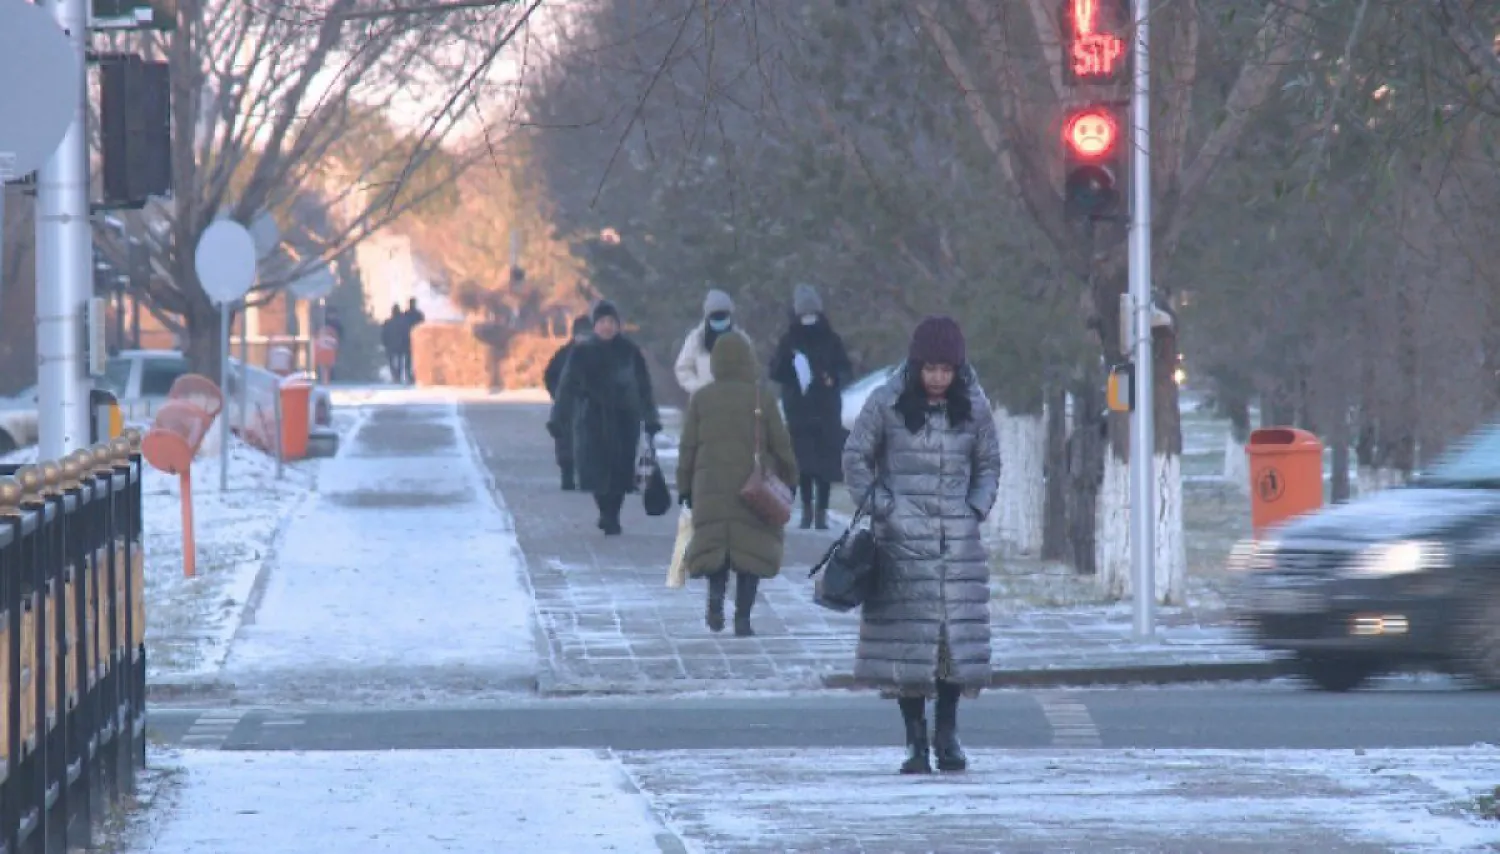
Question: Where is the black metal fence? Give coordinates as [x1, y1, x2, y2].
[0, 435, 147, 853]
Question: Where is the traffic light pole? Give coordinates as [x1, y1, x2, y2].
[35, 0, 95, 459]
[1128, 0, 1156, 639]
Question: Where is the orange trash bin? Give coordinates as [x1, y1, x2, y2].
[1246, 427, 1325, 536]
[278, 378, 313, 461]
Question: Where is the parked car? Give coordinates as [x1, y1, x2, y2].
[1229, 419, 1500, 691]
[0, 388, 40, 455]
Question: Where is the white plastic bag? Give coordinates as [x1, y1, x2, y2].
[667, 508, 692, 589]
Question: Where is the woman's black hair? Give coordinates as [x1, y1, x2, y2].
[893, 359, 973, 433]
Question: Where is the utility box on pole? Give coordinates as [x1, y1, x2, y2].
[100, 56, 172, 208]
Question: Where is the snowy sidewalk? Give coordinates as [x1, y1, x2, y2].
[219, 398, 537, 705]
[466, 401, 1280, 696]
[121, 746, 1500, 852]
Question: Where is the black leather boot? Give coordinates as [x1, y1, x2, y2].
[814, 480, 831, 529]
[898, 698, 931, 774]
[733, 573, 759, 637]
[933, 681, 968, 772]
[706, 571, 727, 633]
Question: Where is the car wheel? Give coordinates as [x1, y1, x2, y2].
[1452, 585, 1500, 689]
[1295, 654, 1379, 692]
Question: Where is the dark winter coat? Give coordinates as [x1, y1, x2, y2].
[677, 334, 798, 579]
[842, 364, 1002, 694]
[548, 335, 662, 495]
[770, 316, 853, 483]
[544, 338, 585, 467]
[381, 316, 408, 354]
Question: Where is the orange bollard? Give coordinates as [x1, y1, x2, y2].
[179, 470, 196, 578]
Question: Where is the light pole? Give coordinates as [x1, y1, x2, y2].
[1128, 0, 1157, 638]
[34, 0, 95, 459]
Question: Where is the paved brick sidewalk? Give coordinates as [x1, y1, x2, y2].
[466, 402, 1284, 695]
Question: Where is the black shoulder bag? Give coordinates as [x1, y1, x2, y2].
[808, 481, 882, 612]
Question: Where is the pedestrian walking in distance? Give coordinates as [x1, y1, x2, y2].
[544, 314, 594, 491]
[547, 300, 662, 536]
[381, 303, 408, 384]
[675, 288, 749, 397]
[676, 333, 798, 636]
[402, 297, 426, 384]
[842, 315, 1001, 774]
[770, 283, 853, 530]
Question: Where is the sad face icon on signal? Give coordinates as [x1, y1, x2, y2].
[1065, 109, 1118, 158]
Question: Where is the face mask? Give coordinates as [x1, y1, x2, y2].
[708, 317, 732, 332]
[800, 314, 818, 326]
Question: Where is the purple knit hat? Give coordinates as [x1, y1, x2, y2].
[908, 315, 966, 366]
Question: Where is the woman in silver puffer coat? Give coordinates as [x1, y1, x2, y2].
[842, 315, 1001, 774]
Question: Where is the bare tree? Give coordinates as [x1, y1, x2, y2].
[91, 0, 544, 378]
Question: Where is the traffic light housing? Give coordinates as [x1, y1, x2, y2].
[100, 55, 173, 208]
[1062, 104, 1123, 220]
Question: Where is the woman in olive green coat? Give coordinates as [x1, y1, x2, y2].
[676, 332, 799, 637]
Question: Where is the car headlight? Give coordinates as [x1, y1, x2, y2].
[1344, 540, 1451, 578]
[1227, 538, 1279, 572]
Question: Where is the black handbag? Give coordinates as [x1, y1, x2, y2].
[641, 443, 672, 517]
[808, 482, 881, 612]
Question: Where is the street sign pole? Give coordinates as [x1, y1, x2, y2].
[219, 301, 230, 492]
[194, 218, 256, 494]
[1129, 0, 1156, 638]
[35, 0, 94, 459]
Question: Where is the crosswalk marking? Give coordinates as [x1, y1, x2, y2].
[180, 709, 247, 749]
[1033, 691, 1104, 748]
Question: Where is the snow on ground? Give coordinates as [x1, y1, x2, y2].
[622, 747, 1500, 852]
[117, 746, 1500, 852]
[142, 432, 325, 684]
[120, 748, 674, 854]
[221, 397, 537, 703]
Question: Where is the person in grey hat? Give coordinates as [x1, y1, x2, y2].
[675, 288, 750, 397]
[770, 283, 853, 529]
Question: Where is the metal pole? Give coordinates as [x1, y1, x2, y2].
[35, 0, 93, 460]
[238, 298, 249, 435]
[219, 303, 230, 492]
[0, 188, 7, 337]
[1129, 0, 1156, 638]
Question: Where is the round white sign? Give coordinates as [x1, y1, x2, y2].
[194, 219, 257, 304]
[0, 0, 81, 180]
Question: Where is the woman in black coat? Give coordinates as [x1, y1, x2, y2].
[548, 301, 662, 536]
[543, 314, 594, 491]
[769, 283, 853, 529]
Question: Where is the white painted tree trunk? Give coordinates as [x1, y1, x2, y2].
[1355, 466, 1406, 496]
[987, 406, 1045, 557]
[1222, 432, 1249, 493]
[1096, 450, 1187, 604]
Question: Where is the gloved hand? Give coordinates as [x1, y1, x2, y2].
[645, 422, 662, 436]
[679, 492, 692, 509]
[546, 421, 561, 439]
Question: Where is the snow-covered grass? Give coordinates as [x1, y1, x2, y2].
[118, 748, 674, 853]
[142, 433, 324, 684]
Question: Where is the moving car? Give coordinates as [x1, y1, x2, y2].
[1230, 420, 1500, 691]
[841, 365, 899, 432]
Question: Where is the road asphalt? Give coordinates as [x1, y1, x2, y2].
[147, 682, 1500, 753]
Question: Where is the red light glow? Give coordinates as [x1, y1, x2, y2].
[1068, 0, 1127, 81]
[1065, 109, 1117, 158]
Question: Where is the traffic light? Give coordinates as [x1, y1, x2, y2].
[100, 55, 173, 208]
[1062, 104, 1122, 220]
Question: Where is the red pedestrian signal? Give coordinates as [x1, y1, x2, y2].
[1061, 0, 1129, 85]
[1062, 104, 1123, 220]
[1064, 108, 1118, 159]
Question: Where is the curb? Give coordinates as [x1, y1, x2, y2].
[821, 658, 1297, 690]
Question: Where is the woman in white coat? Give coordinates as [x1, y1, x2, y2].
[675, 289, 749, 396]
